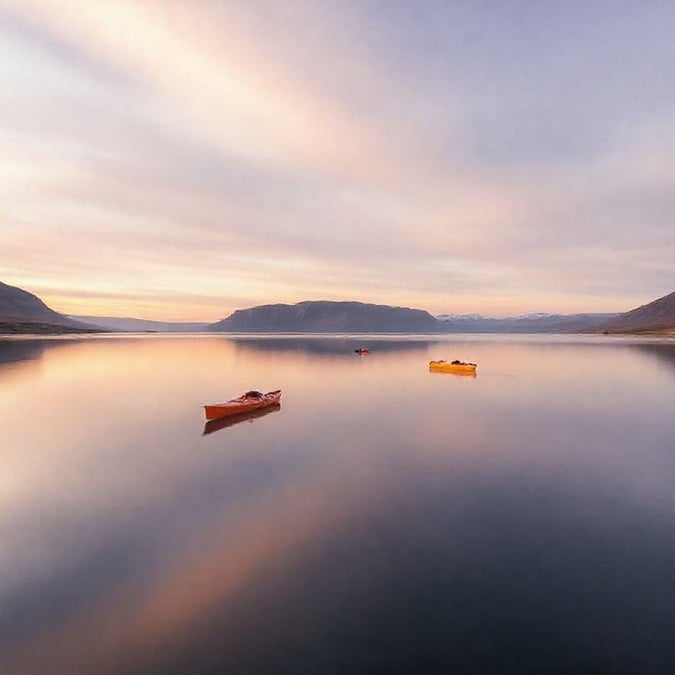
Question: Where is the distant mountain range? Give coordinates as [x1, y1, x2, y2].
[207, 297, 673, 333]
[436, 312, 619, 333]
[70, 316, 209, 332]
[176, 294, 675, 334]
[209, 302, 621, 334]
[2, 280, 674, 335]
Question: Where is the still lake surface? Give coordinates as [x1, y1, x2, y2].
[1, 333, 674, 675]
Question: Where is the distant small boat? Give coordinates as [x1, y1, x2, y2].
[204, 389, 282, 421]
[203, 403, 281, 435]
[355, 348, 370, 355]
[429, 359, 477, 374]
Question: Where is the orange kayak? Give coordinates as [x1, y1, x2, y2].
[204, 389, 282, 421]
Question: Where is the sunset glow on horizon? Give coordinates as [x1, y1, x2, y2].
[1, 1, 674, 321]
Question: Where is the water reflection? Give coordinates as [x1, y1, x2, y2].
[628, 341, 675, 374]
[428, 368, 477, 378]
[0, 339, 49, 366]
[1, 335, 675, 674]
[202, 403, 282, 435]
[231, 335, 435, 357]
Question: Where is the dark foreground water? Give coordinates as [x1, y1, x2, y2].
[1, 334, 674, 675]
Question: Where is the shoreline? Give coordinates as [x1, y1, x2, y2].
[0, 322, 103, 336]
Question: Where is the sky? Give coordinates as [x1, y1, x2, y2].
[0, 1, 674, 321]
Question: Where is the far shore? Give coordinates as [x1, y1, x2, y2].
[0, 322, 103, 336]
[2, 325, 674, 338]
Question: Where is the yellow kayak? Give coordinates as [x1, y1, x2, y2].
[429, 360, 477, 374]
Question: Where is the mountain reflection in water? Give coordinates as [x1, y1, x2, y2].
[230, 335, 436, 357]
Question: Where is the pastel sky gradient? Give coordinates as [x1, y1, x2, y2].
[1, 1, 674, 320]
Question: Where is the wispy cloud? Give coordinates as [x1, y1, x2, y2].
[1, 1, 674, 318]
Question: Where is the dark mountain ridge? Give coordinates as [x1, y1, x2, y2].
[594, 291, 675, 333]
[209, 301, 439, 333]
[0, 281, 98, 334]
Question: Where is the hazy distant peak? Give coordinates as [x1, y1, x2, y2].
[436, 313, 486, 321]
[510, 312, 559, 320]
[70, 315, 209, 332]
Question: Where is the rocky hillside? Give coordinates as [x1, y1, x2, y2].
[594, 291, 675, 333]
[209, 301, 440, 333]
[0, 281, 97, 333]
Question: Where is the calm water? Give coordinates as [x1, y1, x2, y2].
[1, 334, 674, 675]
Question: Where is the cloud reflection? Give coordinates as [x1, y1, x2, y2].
[3, 440, 389, 675]
[2, 336, 675, 673]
